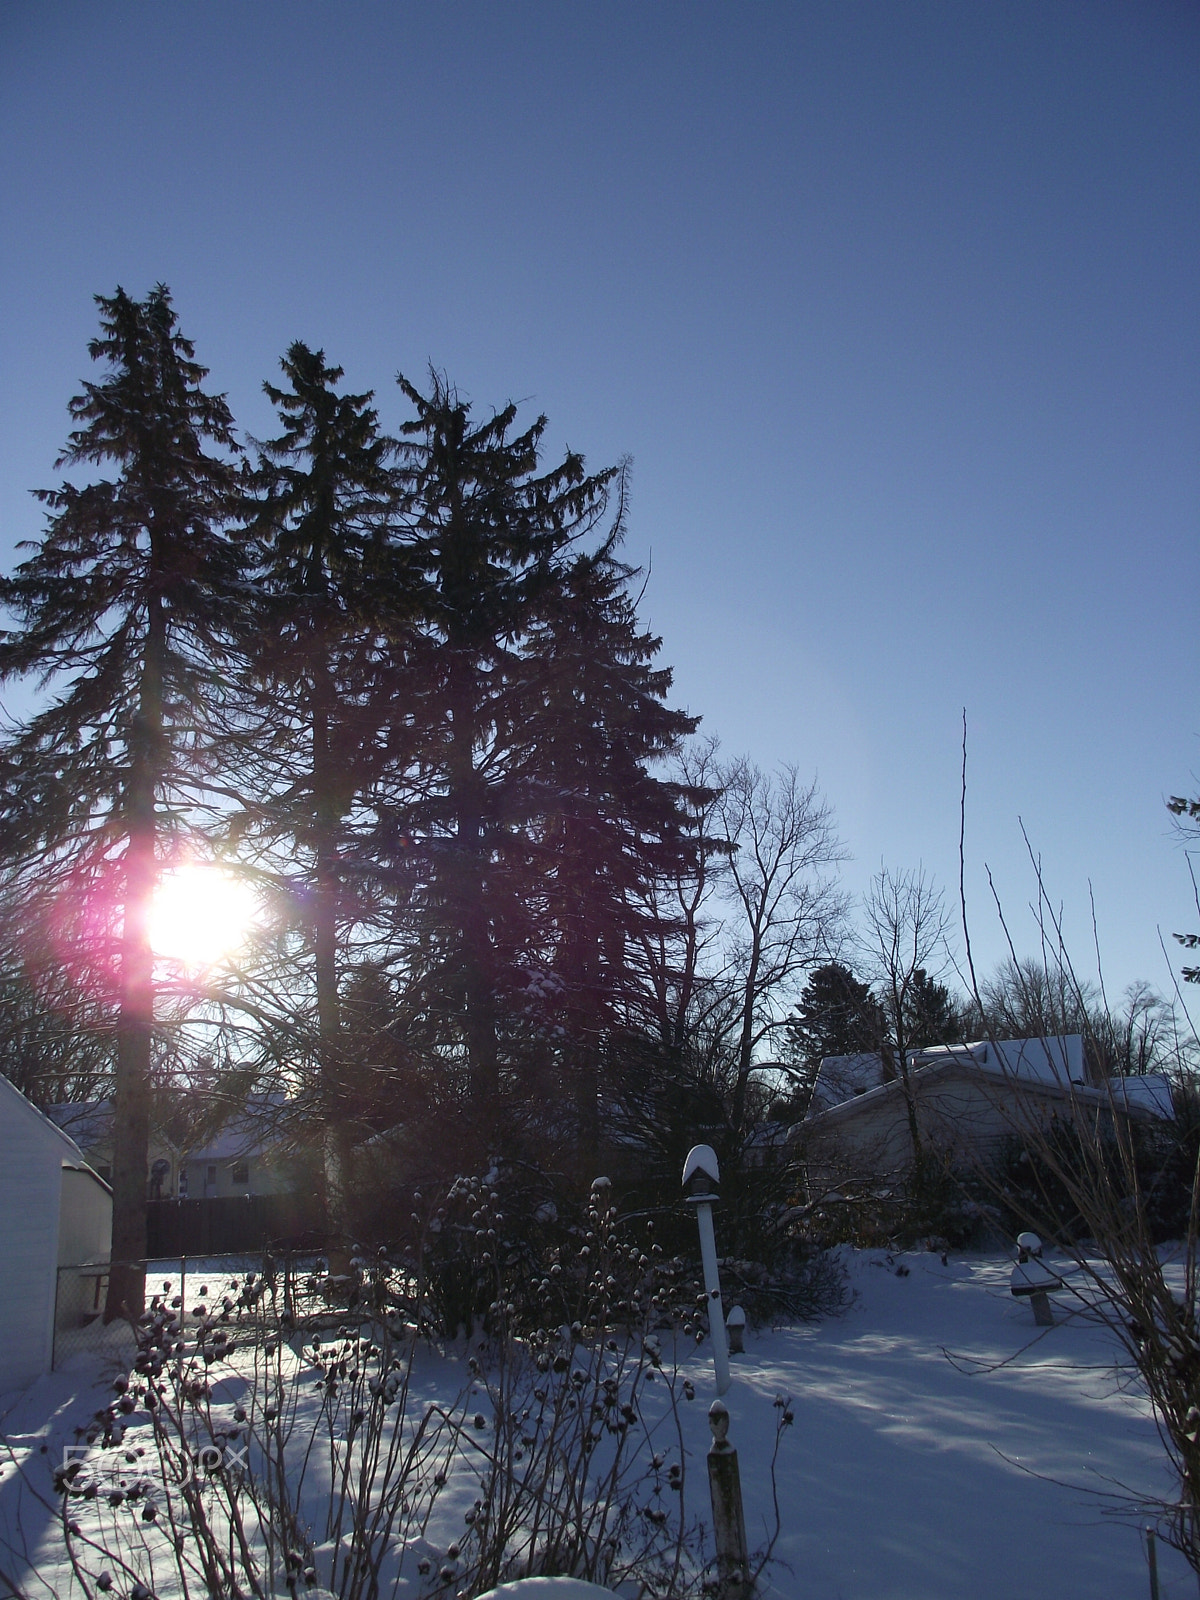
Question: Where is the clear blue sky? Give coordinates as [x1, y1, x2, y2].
[1, 1, 1196, 1006]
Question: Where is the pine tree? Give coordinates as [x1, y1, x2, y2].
[0, 286, 242, 1317]
[390, 374, 616, 1108]
[234, 342, 404, 1246]
[787, 961, 880, 1072]
[524, 529, 699, 1160]
[904, 966, 961, 1048]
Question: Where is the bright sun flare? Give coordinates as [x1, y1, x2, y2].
[148, 865, 258, 968]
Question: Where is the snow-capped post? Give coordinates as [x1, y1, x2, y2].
[683, 1144, 731, 1395]
[1010, 1231, 1062, 1327]
[726, 1304, 747, 1355]
[708, 1399, 751, 1596]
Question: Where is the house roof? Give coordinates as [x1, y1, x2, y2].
[808, 1036, 1097, 1114]
[45, 1099, 182, 1156]
[181, 1093, 292, 1164]
[45, 1099, 116, 1150]
[798, 1036, 1174, 1133]
[48, 1092, 294, 1165]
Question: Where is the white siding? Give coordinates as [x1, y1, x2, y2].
[58, 1167, 112, 1266]
[0, 1083, 68, 1392]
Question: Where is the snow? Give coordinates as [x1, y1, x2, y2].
[681, 1144, 720, 1189]
[480, 1580, 630, 1593]
[478, 1582, 624, 1598]
[1, 1248, 1193, 1598]
[808, 1037, 1176, 1122]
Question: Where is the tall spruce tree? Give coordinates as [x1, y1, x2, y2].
[391, 374, 616, 1109]
[235, 342, 404, 1245]
[525, 530, 698, 1161]
[0, 286, 242, 1317]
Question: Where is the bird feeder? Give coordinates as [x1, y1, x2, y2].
[1010, 1231, 1063, 1327]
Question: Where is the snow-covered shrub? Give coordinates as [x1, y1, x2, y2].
[46, 1170, 743, 1599]
[443, 1176, 703, 1594]
[52, 1260, 471, 1600]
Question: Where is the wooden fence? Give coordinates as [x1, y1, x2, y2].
[146, 1193, 324, 1256]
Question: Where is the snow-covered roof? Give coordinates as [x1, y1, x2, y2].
[808, 1037, 1091, 1115]
[45, 1099, 116, 1150]
[181, 1093, 293, 1163]
[1105, 1073, 1175, 1119]
[46, 1098, 183, 1158]
[48, 1094, 296, 1165]
[802, 1035, 1174, 1128]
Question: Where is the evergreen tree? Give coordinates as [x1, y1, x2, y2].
[389, 374, 616, 1109]
[0, 286, 242, 1317]
[904, 966, 961, 1048]
[234, 342, 404, 1245]
[524, 529, 699, 1160]
[788, 960, 880, 1070]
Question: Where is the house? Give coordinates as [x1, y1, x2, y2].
[45, 1099, 182, 1198]
[47, 1093, 297, 1200]
[795, 1035, 1175, 1192]
[176, 1093, 296, 1199]
[0, 1074, 112, 1393]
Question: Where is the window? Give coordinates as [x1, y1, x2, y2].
[231, 1161, 249, 1185]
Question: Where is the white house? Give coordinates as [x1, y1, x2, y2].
[45, 1099, 181, 1197]
[176, 1094, 296, 1199]
[0, 1075, 112, 1393]
[796, 1035, 1175, 1191]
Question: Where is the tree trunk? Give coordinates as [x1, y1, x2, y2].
[567, 916, 603, 1174]
[730, 945, 761, 1137]
[312, 665, 351, 1262]
[887, 1043, 926, 1191]
[448, 662, 498, 1105]
[105, 596, 164, 1322]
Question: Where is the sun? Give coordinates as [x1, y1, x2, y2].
[148, 864, 258, 969]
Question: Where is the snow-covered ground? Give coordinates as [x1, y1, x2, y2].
[0, 1248, 1192, 1599]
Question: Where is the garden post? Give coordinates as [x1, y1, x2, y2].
[683, 1144, 731, 1395]
[708, 1399, 751, 1596]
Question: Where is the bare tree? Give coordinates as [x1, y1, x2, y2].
[953, 793, 1200, 1569]
[970, 954, 1095, 1040]
[857, 866, 954, 1185]
[631, 739, 847, 1139]
[968, 985, 1200, 1571]
[974, 958, 1181, 1087]
[718, 758, 848, 1133]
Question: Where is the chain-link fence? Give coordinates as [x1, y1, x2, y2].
[52, 1250, 349, 1369]
[52, 1261, 133, 1369]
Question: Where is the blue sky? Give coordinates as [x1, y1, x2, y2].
[1, 2, 1196, 1006]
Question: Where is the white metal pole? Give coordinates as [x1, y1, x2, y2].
[695, 1198, 731, 1395]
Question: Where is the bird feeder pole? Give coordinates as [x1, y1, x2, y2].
[683, 1144, 731, 1396]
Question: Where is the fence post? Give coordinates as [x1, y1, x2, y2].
[708, 1400, 751, 1597]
